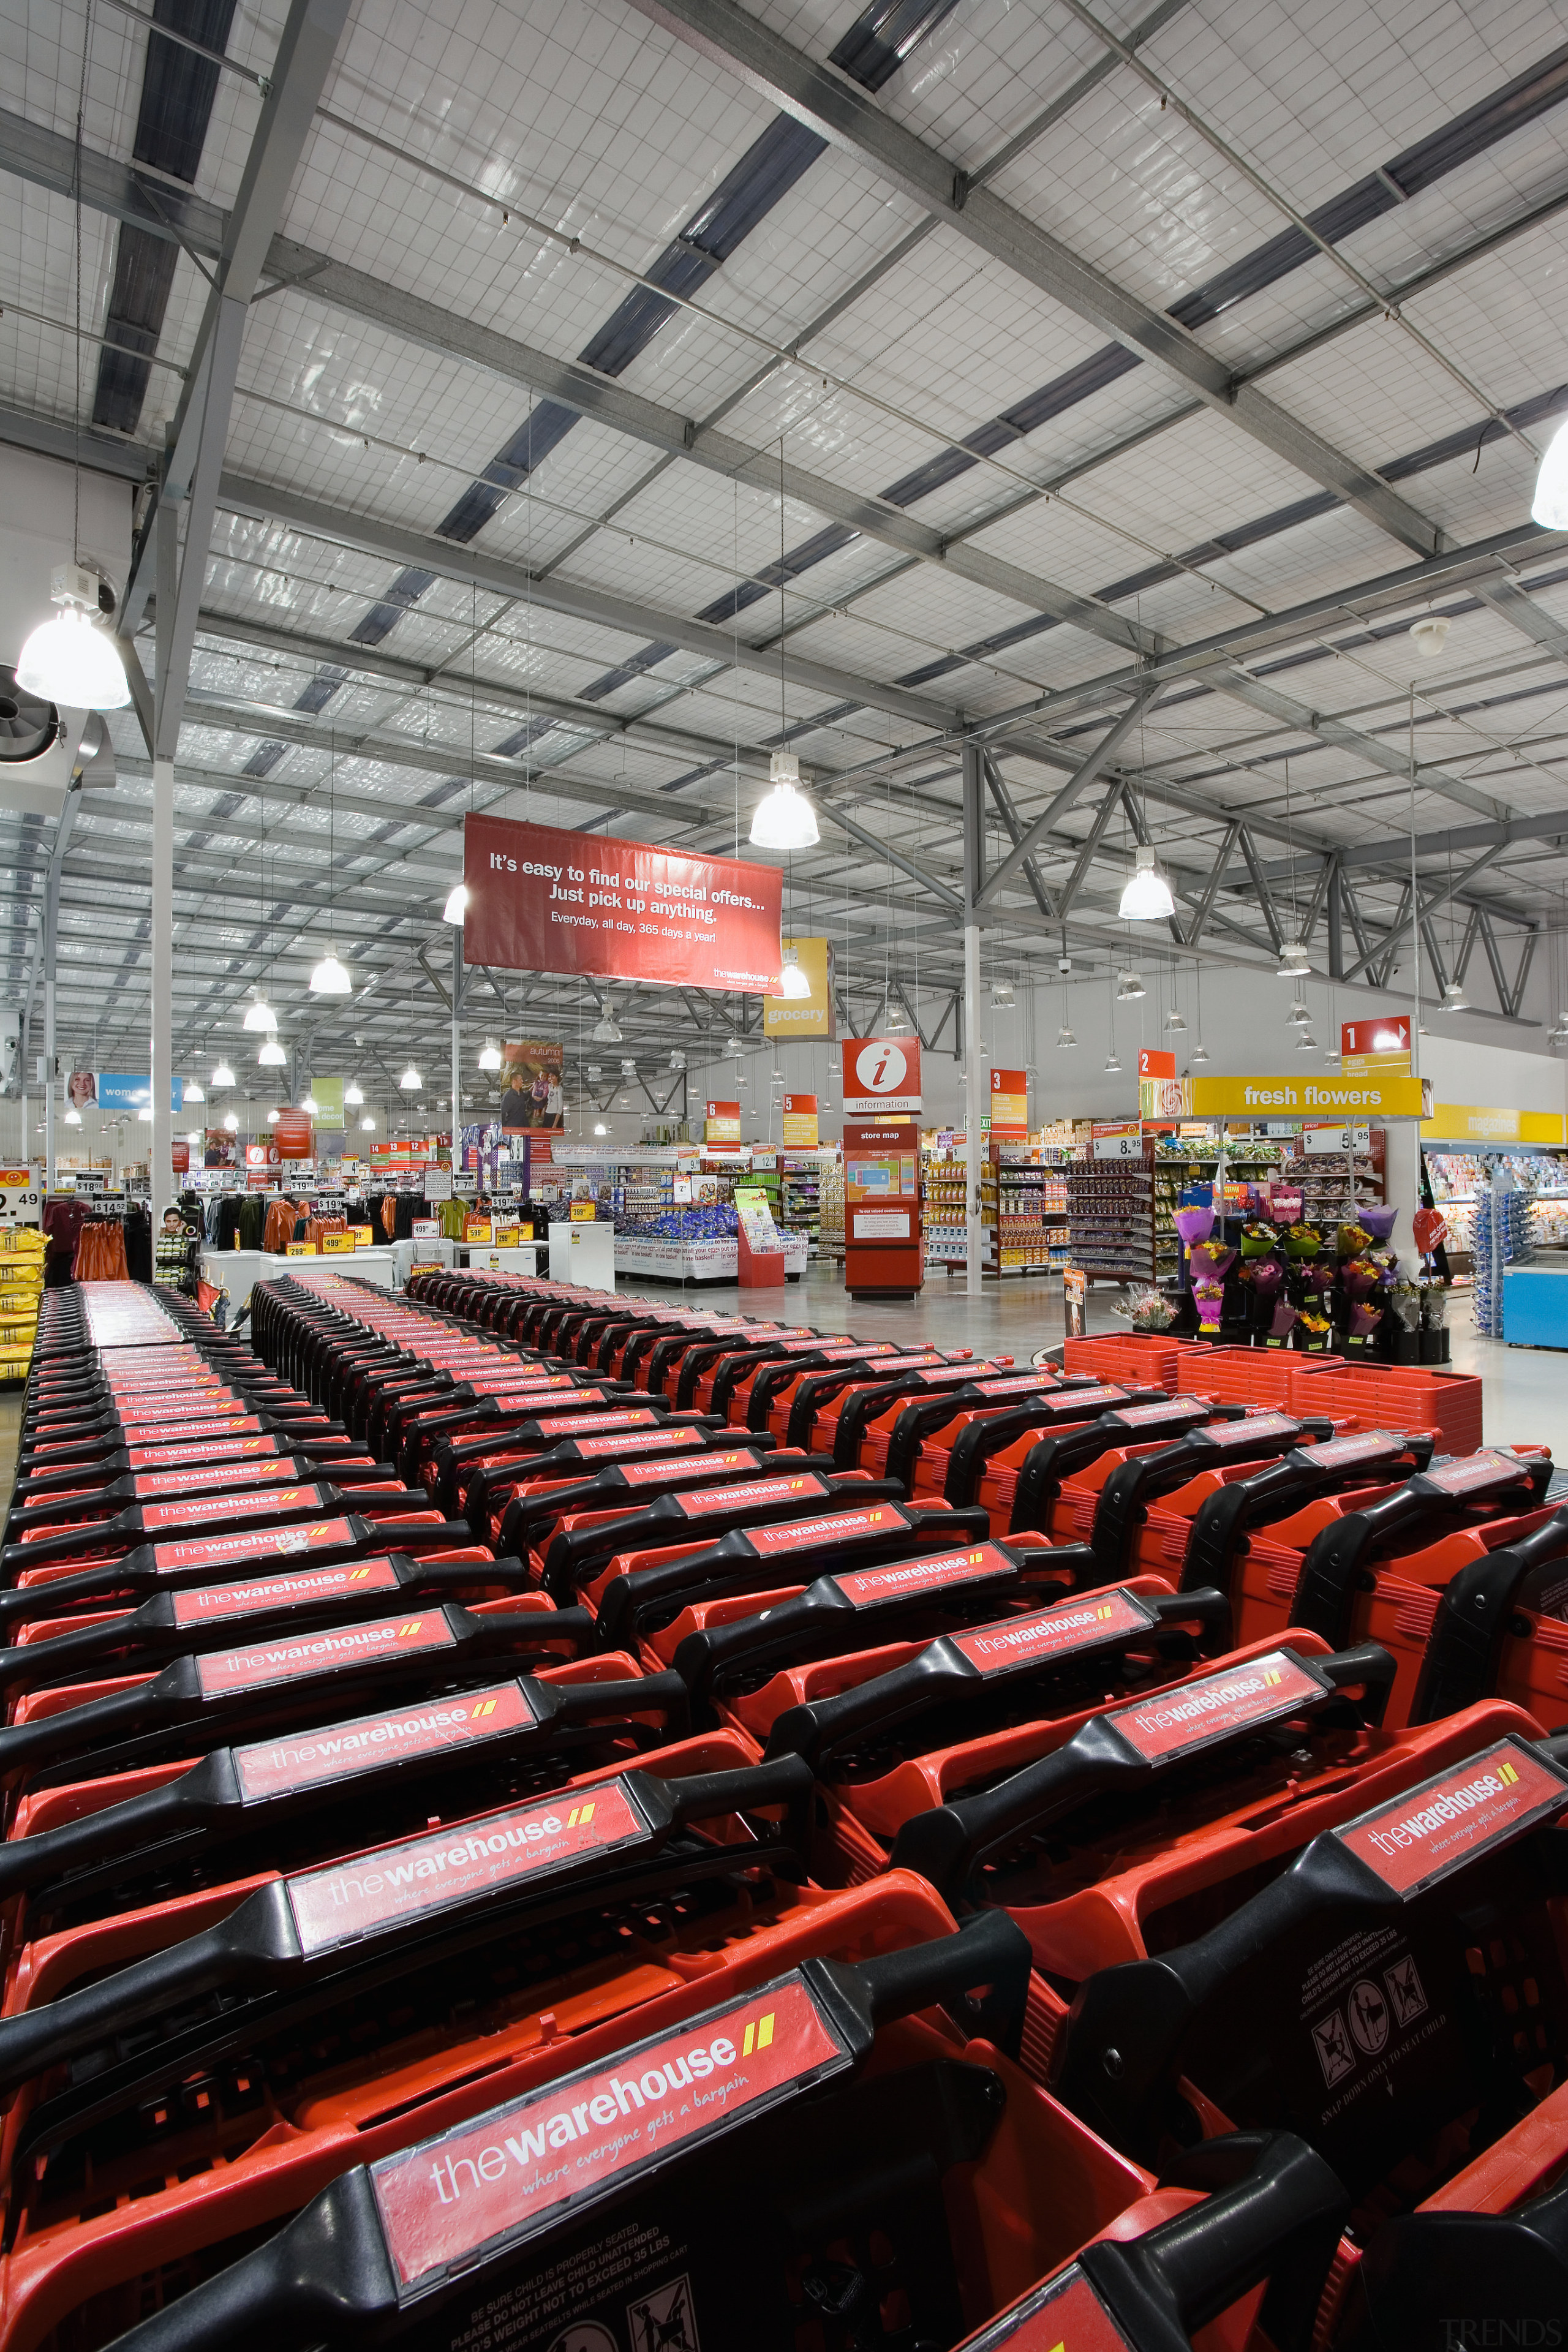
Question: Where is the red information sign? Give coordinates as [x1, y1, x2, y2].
[371, 1972, 846, 2288]
[843, 1036, 921, 1115]
[1109, 1649, 1325, 1762]
[1335, 1736, 1568, 1897]
[462, 813, 783, 995]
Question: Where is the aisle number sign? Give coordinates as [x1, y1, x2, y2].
[781, 1093, 818, 1147]
[704, 1100, 742, 1144]
[990, 1068, 1028, 1138]
[1341, 1016, 1411, 1077]
[1137, 1047, 1182, 1121]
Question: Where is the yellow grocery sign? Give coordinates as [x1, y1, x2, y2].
[1184, 1072, 1428, 1119]
[1422, 1102, 1566, 1144]
[763, 937, 835, 1038]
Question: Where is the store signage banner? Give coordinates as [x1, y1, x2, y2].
[704, 1099, 741, 1144]
[1186, 1071, 1428, 1118]
[781, 1091, 818, 1147]
[1421, 1101, 1566, 1144]
[246, 1142, 281, 1169]
[989, 1067, 1027, 1137]
[1136, 1047, 1183, 1122]
[763, 938, 835, 1038]
[312, 1077, 344, 1130]
[77, 1073, 181, 1113]
[1340, 1015, 1411, 1077]
[462, 813, 783, 995]
[498, 1041, 564, 1133]
[842, 1036, 921, 1115]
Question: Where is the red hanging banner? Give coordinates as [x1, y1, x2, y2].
[462, 813, 783, 995]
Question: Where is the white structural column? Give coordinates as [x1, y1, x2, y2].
[962, 743, 985, 1297]
[151, 494, 177, 1213]
[451, 929, 462, 1166]
[152, 756, 174, 1207]
[1383, 1122, 1421, 1240]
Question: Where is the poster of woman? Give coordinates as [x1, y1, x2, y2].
[498, 1040, 564, 1132]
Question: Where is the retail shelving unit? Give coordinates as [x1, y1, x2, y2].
[987, 1144, 1070, 1276]
[921, 1146, 965, 1269]
[1066, 1143, 1156, 1284]
[780, 1150, 832, 1256]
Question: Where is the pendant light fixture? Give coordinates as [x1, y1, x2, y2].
[266, 1107, 281, 1125]
[258, 1038, 286, 1068]
[1276, 940, 1310, 977]
[1104, 1047, 1121, 1072]
[1189, 1039, 1210, 1064]
[751, 439, 818, 851]
[1115, 969, 1145, 1001]
[223, 1112, 239, 1133]
[884, 998, 910, 1036]
[1117, 844, 1175, 921]
[183, 1075, 205, 1104]
[360, 1112, 377, 1131]
[1439, 978, 1469, 1012]
[345, 1078, 364, 1106]
[991, 973, 1015, 1009]
[1533, 418, 1568, 527]
[399, 1061, 423, 1090]
[442, 880, 470, 925]
[590, 997, 623, 1044]
[779, 956, 812, 998]
[1056, 1023, 1076, 1048]
[64, 1104, 81, 1126]
[1286, 999, 1311, 1027]
[478, 1039, 502, 1071]
[311, 952, 351, 995]
[1295, 1030, 1317, 1052]
[1166, 1000, 1185, 1031]
[300, 1091, 320, 1115]
[210, 1056, 235, 1088]
[243, 991, 276, 1034]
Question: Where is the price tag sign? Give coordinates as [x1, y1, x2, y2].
[285, 1241, 317, 1257]
[411, 1219, 439, 1239]
[351, 1225, 374, 1247]
[570, 1200, 596, 1222]
[1303, 1120, 1371, 1155]
[1092, 1123, 1143, 1162]
[322, 1231, 356, 1254]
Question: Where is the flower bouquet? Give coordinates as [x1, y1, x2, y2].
[1267, 1300, 1298, 1341]
[1193, 1278, 1226, 1333]
[1340, 1258, 1384, 1300]
[1335, 1223, 1372, 1259]
[1188, 1242, 1237, 1283]
[1240, 1221, 1278, 1259]
[1115, 1285, 1177, 1332]
[1359, 1204, 1398, 1244]
[1175, 1205, 1216, 1249]
[1294, 1309, 1333, 1351]
[1348, 1300, 1384, 1338]
[1284, 1223, 1322, 1259]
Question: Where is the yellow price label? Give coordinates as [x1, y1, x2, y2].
[352, 1225, 374, 1247]
[285, 1241, 317, 1257]
[322, 1231, 356, 1254]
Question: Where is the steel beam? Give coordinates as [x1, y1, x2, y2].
[618, 0, 1441, 556]
[977, 687, 1156, 907]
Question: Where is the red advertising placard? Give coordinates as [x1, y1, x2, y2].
[953, 1586, 1156, 1676]
[1335, 1736, 1568, 1897]
[235, 1681, 535, 1801]
[370, 1972, 846, 2288]
[462, 812, 783, 995]
[1109, 1649, 1325, 1762]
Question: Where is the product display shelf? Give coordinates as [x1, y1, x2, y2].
[1065, 1148, 1156, 1285]
[921, 1147, 967, 1267]
[780, 1150, 831, 1256]
[817, 1157, 845, 1259]
[987, 1145, 1070, 1276]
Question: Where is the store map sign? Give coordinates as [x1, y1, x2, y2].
[462, 812, 783, 996]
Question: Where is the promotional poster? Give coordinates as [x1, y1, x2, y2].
[462, 813, 783, 995]
[497, 1041, 564, 1134]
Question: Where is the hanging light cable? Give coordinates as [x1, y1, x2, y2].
[311, 724, 352, 993]
[751, 435, 818, 850]
[16, 21, 127, 713]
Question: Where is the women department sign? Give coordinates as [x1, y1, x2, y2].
[463, 813, 783, 994]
